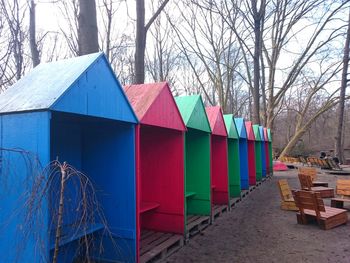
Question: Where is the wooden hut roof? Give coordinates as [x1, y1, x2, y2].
[124, 82, 186, 131]
[259, 126, 266, 142]
[245, 121, 256, 141]
[205, 106, 227, 136]
[253, 124, 262, 141]
[234, 118, 247, 139]
[0, 52, 137, 123]
[268, 128, 272, 142]
[175, 95, 211, 133]
[223, 114, 239, 139]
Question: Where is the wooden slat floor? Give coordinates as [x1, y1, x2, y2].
[140, 230, 183, 263]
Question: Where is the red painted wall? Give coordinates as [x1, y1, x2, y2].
[247, 141, 256, 185]
[211, 135, 229, 205]
[138, 125, 185, 235]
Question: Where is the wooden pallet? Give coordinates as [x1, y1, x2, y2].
[256, 181, 262, 187]
[211, 204, 228, 221]
[140, 230, 184, 263]
[249, 185, 256, 192]
[229, 197, 241, 209]
[241, 190, 249, 198]
[186, 215, 210, 239]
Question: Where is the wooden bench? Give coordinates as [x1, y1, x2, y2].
[140, 201, 160, 214]
[277, 179, 298, 211]
[298, 173, 334, 198]
[331, 179, 350, 209]
[298, 167, 328, 187]
[298, 156, 309, 166]
[327, 159, 342, 171]
[293, 190, 348, 230]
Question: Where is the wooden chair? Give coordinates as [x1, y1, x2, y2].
[277, 179, 298, 211]
[293, 190, 348, 230]
[317, 158, 331, 169]
[298, 173, 334, 198]
[331, 179, 350, 209]
[298, 156, 308, 166]
[307, 157, 318, 167]
[326, 159, 342, 171]
[298, 167, 328, 187]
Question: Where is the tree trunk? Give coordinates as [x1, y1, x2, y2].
[279, 129, 307, 158]
[135, 0, 146, 84]
[251, 0, 265, 125]
[334, 8, 350, 164]
[134, 0, 170, 84]
[29, 0, 40, 67]
[78, 0, 99, 56]
[252, 18, 261, 124]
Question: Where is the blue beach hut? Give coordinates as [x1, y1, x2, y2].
[234, 118, 249, 190]
[0, 53, 138, 262]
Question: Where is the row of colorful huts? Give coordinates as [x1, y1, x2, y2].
[0, 53, 273, 262]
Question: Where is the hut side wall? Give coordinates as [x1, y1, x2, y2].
[139, 125, 185, 234]
[260, 142, 267, 178]
[239, 139, 249, 190]
[50, 112, 137, 262]
[185, 129, 211, 216]
[227, 139, 241, 198]
[255, 141, 262, 182]
[0, 111, 51, 262]
[265, 142, 270, 175]
[247, 141, 256, 185]
[211, 135, 229, 205]
[269, 142, 273, 175]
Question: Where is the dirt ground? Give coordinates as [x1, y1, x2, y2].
[166, 168, 350, 263]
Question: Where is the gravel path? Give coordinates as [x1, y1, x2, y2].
[166, 169, 350, 263]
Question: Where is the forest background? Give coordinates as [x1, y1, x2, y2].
[1, 0, 350, 161]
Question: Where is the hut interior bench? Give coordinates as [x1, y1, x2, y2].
[140, 202, 160, 213]
[49, 223, 104, 249]
[185, 192, 196, 198]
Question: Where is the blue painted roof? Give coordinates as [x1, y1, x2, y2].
[259, 126, 266, 142]
[234, 118, 247, 139]
[0, 52, 137, 123]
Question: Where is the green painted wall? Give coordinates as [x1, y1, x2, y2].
[267, 129, 273, 175]
[254, 141, 262, 181]
[253, 125, 262, 182]
[227, 138, 241, 197]
[269, 142, 273, 175]
[185, 128, 211, 216]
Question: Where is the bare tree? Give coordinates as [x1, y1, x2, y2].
[0, 0, 27, 81]
[279, 59, 345, 157]
[134, 0, 170, 84]
[145, 2, 181, 86]
[251, 0, 265, 124]
[169, 0, 246, 113]
[335, 7, 350, 163]
[56, 0, 79, 56]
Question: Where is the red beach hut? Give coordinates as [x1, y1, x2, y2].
[245, 121, 256, 186]
[206, 106, 229, 216]
[124, 82, 186, 262]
